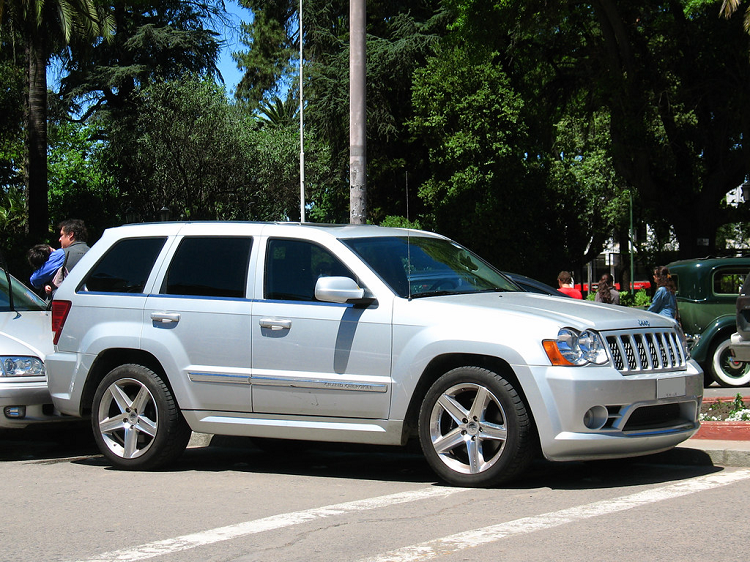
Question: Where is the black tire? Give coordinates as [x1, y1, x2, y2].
[91, 364, 191, 470]
[709, 337, 750, 388]
[418, 366, 534, 487]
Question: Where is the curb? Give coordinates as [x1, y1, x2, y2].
[692, 421, 750, 441]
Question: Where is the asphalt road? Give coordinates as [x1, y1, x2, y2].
[2, 423, 750, 562]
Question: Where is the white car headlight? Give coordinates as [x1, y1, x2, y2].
[1, 356, 45, 377]
[545, 328, 609, 366]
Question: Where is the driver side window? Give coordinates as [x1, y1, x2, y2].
[264, 239, 354, 301]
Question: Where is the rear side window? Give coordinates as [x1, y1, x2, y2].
[713, 268, 750, 296]
[162, 237, 252, 298]
[84, 238, 166, 293]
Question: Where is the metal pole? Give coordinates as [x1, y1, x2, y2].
[299, 0, 305, 223]
[630, 191, 635, 293]
[349, 0, 366, 224]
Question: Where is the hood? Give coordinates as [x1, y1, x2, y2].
[0, 310, 53, 359]
[416, 291, 673, 332]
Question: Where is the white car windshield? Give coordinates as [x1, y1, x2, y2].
[342, 236, 519, 298]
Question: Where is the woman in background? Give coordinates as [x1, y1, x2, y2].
[648, 266, 678, 320]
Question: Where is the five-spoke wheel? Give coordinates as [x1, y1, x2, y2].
[92, 364, 191, 470]
[418, 366, 533, 487]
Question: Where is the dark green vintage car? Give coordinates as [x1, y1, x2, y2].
[668, 256, 750, 387]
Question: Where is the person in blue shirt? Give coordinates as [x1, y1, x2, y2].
[648, 265, 678, 320]
[27, 244, 65, 295]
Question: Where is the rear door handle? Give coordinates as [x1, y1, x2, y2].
[259, 318, 292, 330]
[151, 312, 181, 324]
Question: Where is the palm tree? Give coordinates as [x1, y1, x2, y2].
[257, 95, 299, 127]
[0, 0, 112, 240]
[721, 0, 750, 31]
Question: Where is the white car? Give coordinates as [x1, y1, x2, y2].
[0, 264, 58, 428]
[46, 223, 703, 486]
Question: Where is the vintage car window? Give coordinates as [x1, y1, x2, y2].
[713, 268, 750, 296]
[343, 236, 519, 298]
[83, 237, 166, 293]
[162, 237, 252, 298]
[265, 239, 355, 301]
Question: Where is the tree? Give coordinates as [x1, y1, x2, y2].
[234, 1, 450, 223]
[446, 1, 750, 259]
[0, 0, 113, 241]
[58, 0, 222, 118]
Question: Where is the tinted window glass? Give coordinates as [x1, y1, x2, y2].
[84, 238, 166, 293]
[265, 239, 354, 301]
[163, 237, 252, 298]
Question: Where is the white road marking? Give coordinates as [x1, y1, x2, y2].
[361, 469, 750, 562]
[72, 487, 467, 562]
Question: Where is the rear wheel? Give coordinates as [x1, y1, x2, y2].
[418, 366, 533, 487]
[91, 364, 191, 470]
[710, 338, 750, 387]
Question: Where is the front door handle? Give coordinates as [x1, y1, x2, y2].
[259, 318, 292, 330]
[151, 312, 181, 324]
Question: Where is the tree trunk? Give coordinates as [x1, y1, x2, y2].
[26, 38, 49, 241]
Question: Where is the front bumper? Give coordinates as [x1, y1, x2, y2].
[0, 379, 69, 428]
[522, 360, 703, 462]
[730, 332, 750, 362]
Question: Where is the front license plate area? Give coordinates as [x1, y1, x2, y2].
[657, 376, 686, 399]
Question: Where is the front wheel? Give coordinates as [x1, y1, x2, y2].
[710, 338, 750, 388]
[418, 366, 534, 487]
[91, 364, 191, 470]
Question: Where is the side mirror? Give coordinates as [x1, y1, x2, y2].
[315, 276, 374, 305]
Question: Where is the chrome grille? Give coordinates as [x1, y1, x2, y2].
[605, 328, 687, 374]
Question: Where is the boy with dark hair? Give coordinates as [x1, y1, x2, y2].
[27, 243, 65, 294]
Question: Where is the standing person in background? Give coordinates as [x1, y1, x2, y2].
[595, 273, 621, 305]
[557, 271, 583, 299]
[58, 219, 90, 273]
[648, 266, 678, 320]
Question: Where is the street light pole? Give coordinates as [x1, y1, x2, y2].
[629, 190, 635, 293]
[299, 0, 305, 223]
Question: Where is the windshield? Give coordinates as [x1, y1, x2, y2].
[0, 268, 47, 311]
[342, 236, 519, 298]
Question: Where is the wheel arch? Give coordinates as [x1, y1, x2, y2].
[402, 353, 537, 442]
[80, 349, 169, 416]
[690, 314, 736, 363]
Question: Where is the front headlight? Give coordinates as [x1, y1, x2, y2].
[0, 356, 45, 377]
[543, 328, 609, 366]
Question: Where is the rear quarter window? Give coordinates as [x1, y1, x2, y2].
[713, 269, 750, 296]
[83, 238, 167, 293]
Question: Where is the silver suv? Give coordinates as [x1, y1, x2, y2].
[46, 222, 703, 486]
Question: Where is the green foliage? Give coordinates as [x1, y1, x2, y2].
[619, 289, 651, 308]
[379, 215, 423, 230]
[47, 119, 119, 240]
[103, 77, 258, 221]
[59, 0, 222, 117]
[410, 44, 545, 272]
[101, 75, 332, 223]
